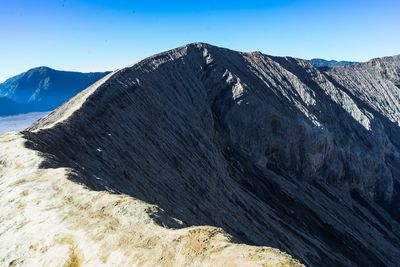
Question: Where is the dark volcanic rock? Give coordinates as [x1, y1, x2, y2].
[24, 43, 400, 266]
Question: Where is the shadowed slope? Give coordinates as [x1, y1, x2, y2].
[0, 133, 302, 267]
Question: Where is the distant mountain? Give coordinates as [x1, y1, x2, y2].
[0, 67, 109, 115]
[0, 97, 45, 116]
[0, 97, 25, 115]
[309, 58, 359, 68]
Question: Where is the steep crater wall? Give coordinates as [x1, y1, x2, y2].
[24, 43, 400, 266]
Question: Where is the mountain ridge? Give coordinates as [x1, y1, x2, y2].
[18, 43, 400, 266]
[1, 50, 394, 117]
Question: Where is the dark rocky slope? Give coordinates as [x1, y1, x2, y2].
[25, 43, 400, 266]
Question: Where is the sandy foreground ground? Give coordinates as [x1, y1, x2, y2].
[0, 133, 302, 267]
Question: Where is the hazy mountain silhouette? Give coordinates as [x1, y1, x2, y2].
[309, 58, 359, 68]
[0, 67, 109, 115]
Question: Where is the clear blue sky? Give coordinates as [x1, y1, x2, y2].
[1, 0, 399, 82]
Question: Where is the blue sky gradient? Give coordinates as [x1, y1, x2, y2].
[1, 0, 399, 82]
